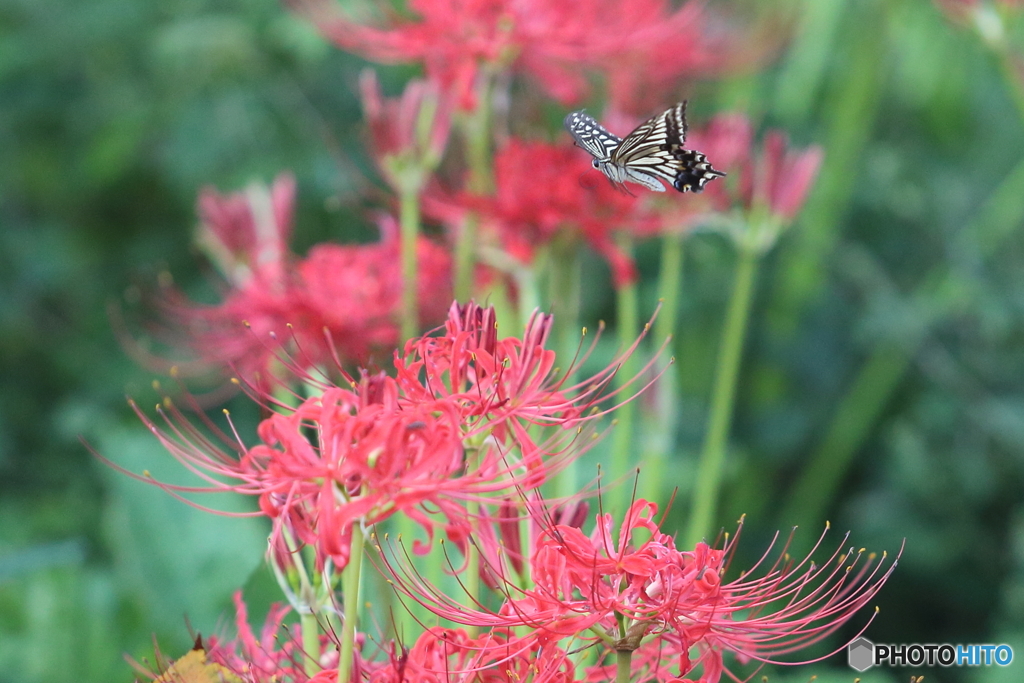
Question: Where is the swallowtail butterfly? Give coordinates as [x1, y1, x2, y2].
[564, 102, 725, 193]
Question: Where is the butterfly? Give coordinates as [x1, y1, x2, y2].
[564, 102, 725, 193]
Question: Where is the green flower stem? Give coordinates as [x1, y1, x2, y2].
[399, 188, 421, 342]
[653, 233, 684, 348]
[548, 242, 582, 500]
[454, 214, 479, 303]
[464, 445, 481, 639]
[615, 649, 633, 683]
[610, 236, 639, 514]
[301, 612, 322, 675]
[338, 522, 365, 683]
[454, 77, 494, 301]
[685, 245, 759, 547]
[639, 234, 685, 504]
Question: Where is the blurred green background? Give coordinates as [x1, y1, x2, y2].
[2, 0, 1024, 681]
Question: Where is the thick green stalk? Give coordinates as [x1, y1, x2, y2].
[301, 613, 321, 675]
[615, 650, 633, 683]
[338, 523, 365, 683]
[685, 246, 759, 547]
[454, 214, 479, 303]
[464, 446, 481, 638]
[548, 242, 582, 500]
[454, 78, 494, 301]
[399, 189, 420, 342]
[639, 234, 685, 504]
[609, 237, 639, 514]
[653, 234, 684, 347]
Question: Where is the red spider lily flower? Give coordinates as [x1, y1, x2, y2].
[425, 139, 667, 288]
[289, 0, 719, 109]
[597, 5, 738, 117]
[394, 301, 659, 461]
[687, 114, 823, 252]
[201, 592, 368, 682]
[150, 209, 451, 384]
[382, 499, 899, 683]
[195, 173, 296, 286]
[128, 377, 543, 569]
[360, 69, 453, 194]
[134, 593, 337, 683]
[123, 301, 648, 569]
[297, 215, 453, 364]
[369, 627, 575, 683]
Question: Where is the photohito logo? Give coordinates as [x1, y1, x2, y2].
[848, 637, 1014, 672]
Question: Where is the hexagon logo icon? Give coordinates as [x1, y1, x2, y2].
[848, 637, 875, 672]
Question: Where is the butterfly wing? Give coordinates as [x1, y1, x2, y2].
[611, 102, 725, 193]
[610, 103, 681, 163]
[671, 149, 725, 193]
[564, 111, 622, 162]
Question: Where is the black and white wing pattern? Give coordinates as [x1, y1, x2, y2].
[564, 111, 622, 164]
[565, 102, 725, 194]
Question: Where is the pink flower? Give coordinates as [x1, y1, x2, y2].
[195, 173, 296, 286]
[692, 114, 823, 224]
[150, 203, 451, 383]
[685, 114, 823, 252]
[360, 69, 453, 193]
[297, 216, 453, 363]
[123, 301, 652, 568]
[383, 500, 899, 683]
[369, 627, 575, 683]
[394, 301, 656, 459]
[598, 5, 737, 116]
[290, 0, 719, 109]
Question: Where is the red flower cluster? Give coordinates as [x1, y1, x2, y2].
[290, 0, 723, 110]
[384, 500, 899, 683]
[184, 596, 578, 683]
[153, 178, 451, 382]
[131, 301, 650, 568]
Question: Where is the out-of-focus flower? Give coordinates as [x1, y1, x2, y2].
[360, 69, 453, 194]
[687, 114, 823, 253]
[936, 1, 1024, 28]
[297, 215, 452, 364]
[150, 196, 451, 383]
[206, 594, 309, 681]
[195, 173, 296, 287]
[936, 0, 1024, 57]
[384, 500, 899, 683]
[598, 6, 738, 117]
[289, 0, 718, 109]
[426, 138, 675, 287]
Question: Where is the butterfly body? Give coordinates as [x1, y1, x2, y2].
[564, 102, 725, 194]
